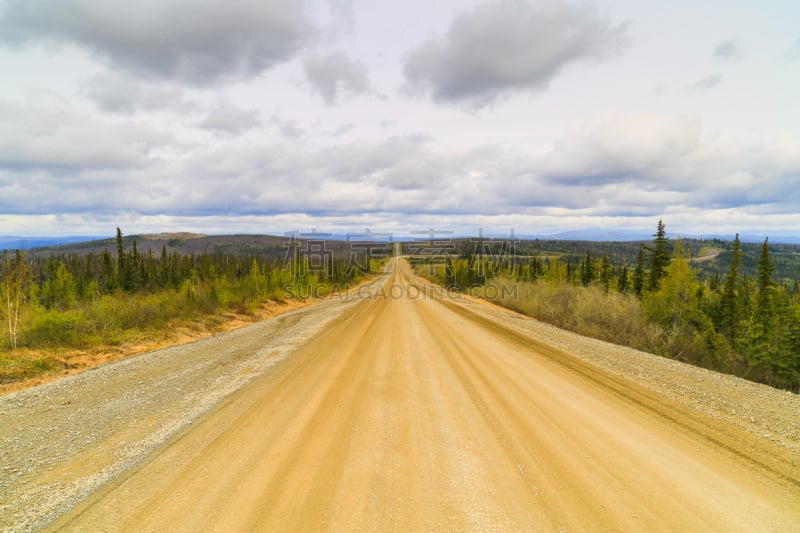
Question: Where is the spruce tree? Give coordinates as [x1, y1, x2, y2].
[632, 243, 645, 297]
[115, 228, 127, 289]
[645, 240, 698, 331]
[755, 237, 776, 333]
[720, 234, 743, 342]
[617, 266, 629, 293]
[600, 251, 611, 292]
[580, 250, 595, 286]
[648, 219, 670, 291]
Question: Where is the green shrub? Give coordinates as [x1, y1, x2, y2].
[0, 354, 54, 383]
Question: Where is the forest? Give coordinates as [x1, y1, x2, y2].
[3, 223, 799, 393]
[414, 221, 800, 392]
[0, 229, 374, 385]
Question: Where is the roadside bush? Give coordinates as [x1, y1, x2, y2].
[481, 279, 655, 353]
[24, 309, 90, 348]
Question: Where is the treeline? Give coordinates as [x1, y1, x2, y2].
[1, 229, 372, 361]
[420, 220, 800, 392]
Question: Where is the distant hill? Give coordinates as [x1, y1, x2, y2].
[18, 232, 390, 261]
[6, 231, 799, 283]
[0, 236, 102, 251]
[401, 236, 800, 284]
[534, 228, 800, 245]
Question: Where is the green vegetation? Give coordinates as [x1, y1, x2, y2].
[0, 229, 376, 386]
[415, 222, 800, 392]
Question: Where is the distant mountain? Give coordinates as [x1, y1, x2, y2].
[18, 233, 371, 261]
[535, 228, 800, 245]
[4, 228, 799, 255]
[0, 236, 103, 251]
[690, 233, 800, 245]
[540, 228, 651, 242]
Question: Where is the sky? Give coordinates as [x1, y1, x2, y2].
[0, 0, 798, 240]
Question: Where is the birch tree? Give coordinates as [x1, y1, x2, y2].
[1, 251, 30, 350]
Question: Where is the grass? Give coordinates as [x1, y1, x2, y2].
[0, 272, 381, 394]
[0, 296, 311, 395]
[475, 278, 664, 354]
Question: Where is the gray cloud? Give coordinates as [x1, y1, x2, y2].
[304, 51, 370, 105]
[198, 102, 261, 136]
[82, 72, 196, 114]
[0, 0, 314, 85]
[687, 73, 723, 91]
[714, 40, 744, 62]
[403, 0, 627, 106]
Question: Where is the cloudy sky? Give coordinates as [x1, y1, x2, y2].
[0, 0, 798, 239]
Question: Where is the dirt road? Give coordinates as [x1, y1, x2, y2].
[3, 258, 800, 531]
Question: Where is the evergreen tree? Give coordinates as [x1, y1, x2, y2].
[600, 251, 611, 292]
[632, 243, 645, 297]
[644, 240, 698, 331]
[740, 237, 781, 381]
[127, 239, 142, 291]
[755, 237, 776, 334]
[580, 250, 595, 286]
[42, 262, 77, 309]
[648, 219, 670, 291]
[116, 228, 127, 290]
[709, 270, 721, 292]
[617, 266, 629, 293]
[101, 249, 115, 291]
[719, 234, 743, 343]
[444, 256, 455, 287]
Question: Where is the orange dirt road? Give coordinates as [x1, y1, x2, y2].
[50, 259, 800, 532]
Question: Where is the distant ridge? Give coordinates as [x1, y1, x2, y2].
[3, 229, 799, 252]
[0, 236, 103, 251]
[141, 232, 207, 240]
[540, 228, 649, 242]
[536, 228, 800, 245]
